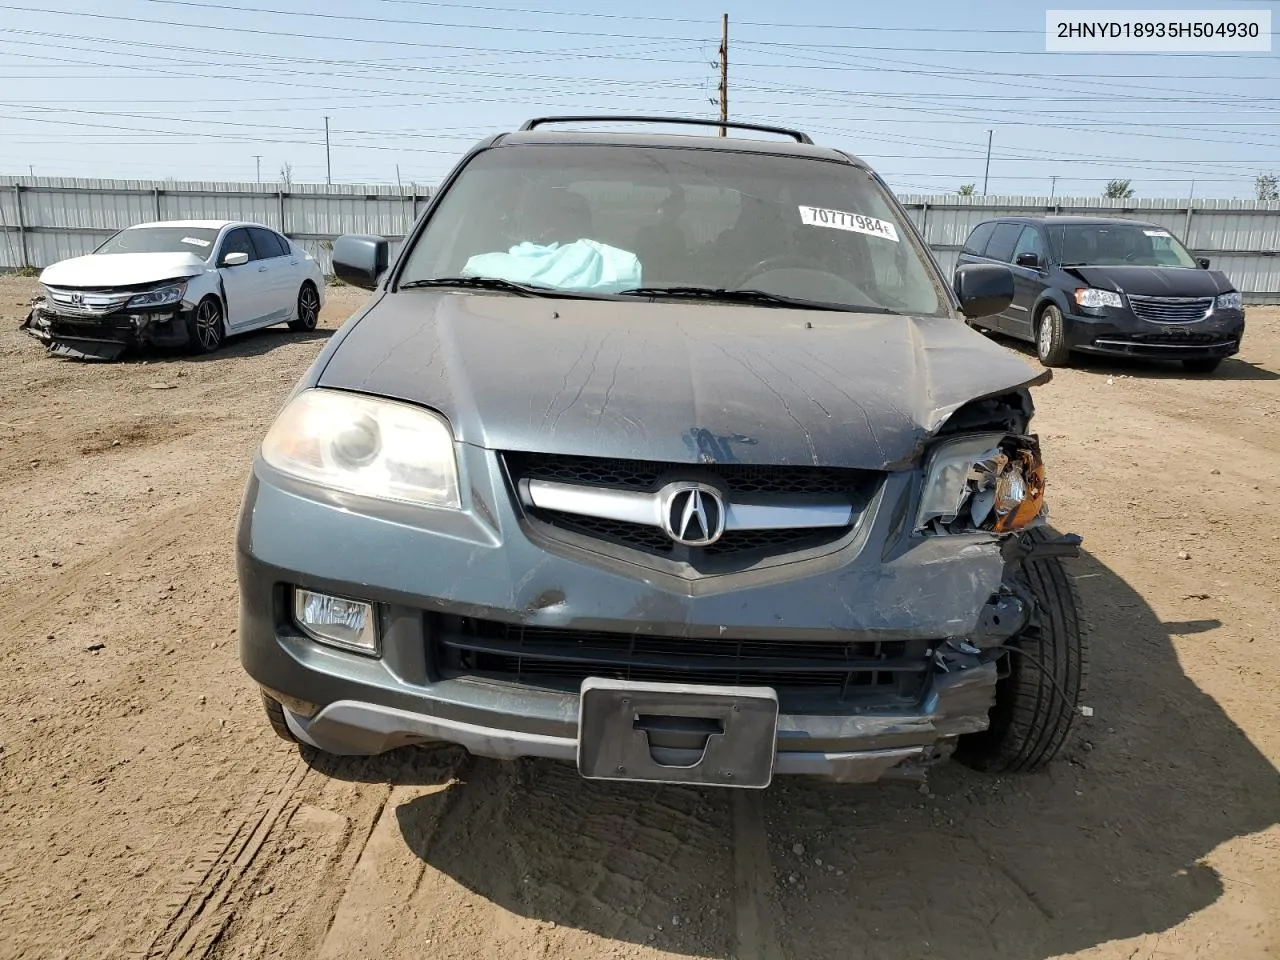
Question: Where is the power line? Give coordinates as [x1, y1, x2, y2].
[4, 3, 1275, 58]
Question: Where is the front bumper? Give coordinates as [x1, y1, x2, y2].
[237, 447, 1024, 784]
[22, 299, 196, 359]
[1061, 305, 1245, 361]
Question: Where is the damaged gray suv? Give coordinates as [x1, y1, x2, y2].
[237, 116, 1087, 788]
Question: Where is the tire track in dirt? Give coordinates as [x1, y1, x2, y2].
[126, 757, 312, 959]
[731, 791, 786, 960]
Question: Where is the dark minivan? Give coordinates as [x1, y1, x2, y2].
[954, 216, 1245, 372]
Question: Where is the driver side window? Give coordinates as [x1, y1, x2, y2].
[219, 228, 256, 265]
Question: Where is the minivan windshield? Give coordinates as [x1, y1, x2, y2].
[398, 144, 945, 316]
[1050, 222, 1197, 268]
[95, 227, 219, 257]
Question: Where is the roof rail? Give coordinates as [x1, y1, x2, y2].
[518, 115, 814, 145]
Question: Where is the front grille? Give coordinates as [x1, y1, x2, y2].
[434, 616, 932, 711]
[505, 452, 877, 563]
[1127, 295, 1213, 324]
[507, 452, 861, 496]
[1108, 331, 1229, 346]
[539, 509, 846, 557]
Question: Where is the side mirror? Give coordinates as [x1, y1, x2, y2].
[954, 263, 1015, 319]
[1197, 257, 1210, 269]
[222, 251, 249, 267]
[1014, 252, 1040, 269]
[333, 234, 389, 290]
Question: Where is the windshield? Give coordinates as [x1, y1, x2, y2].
[398, 144, 945, 316]
[95, 226, 219, 257]
[1049, 223, 1197, 268]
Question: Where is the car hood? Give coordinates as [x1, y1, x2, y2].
[39, 252, 209, 288]
[1062, 264, 1234, 297]
[317, 292, 1046, 470]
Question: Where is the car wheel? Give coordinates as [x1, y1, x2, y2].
[188, 296, 225, 354]
[1034, 305, 1071, 367]
[1181, 357, 1222, 374]
[955, 528, 1088, 774]
[260, 690, 299, 744]
[288, 283, 320, 332]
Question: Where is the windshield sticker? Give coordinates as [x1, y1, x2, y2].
[181, 236, 211, 247]
[799, 206, 899, 242]
[1143, 229, 1172, 238]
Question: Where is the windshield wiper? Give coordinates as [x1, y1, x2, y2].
[617, 286, 889, 313]
[398, 276, 562, 296]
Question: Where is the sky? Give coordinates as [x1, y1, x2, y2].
[0, 0, 1277, 197]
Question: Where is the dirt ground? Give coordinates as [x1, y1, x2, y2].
[1, 272, 1277, 960]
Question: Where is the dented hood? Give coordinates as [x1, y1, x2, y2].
[318, 292, 1045, 470]
[39, 252, 208, 288]
[1062, 264, 1234, 297]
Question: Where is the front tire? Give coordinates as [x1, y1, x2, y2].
[956, 529, 1088, 773]
[1035, 304, 1072, 367]
[1182, 357, 1222, 374]
[188, 296, 225, 354]
[289, 283, 320, 332]
[260, 690, 299, 744]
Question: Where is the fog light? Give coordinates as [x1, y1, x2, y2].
[293, 588, 379, 655]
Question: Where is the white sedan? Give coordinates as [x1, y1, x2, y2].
[22, 219, 326, 360]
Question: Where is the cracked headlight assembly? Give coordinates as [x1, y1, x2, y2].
[261, 388, 460, 509]
[917, 433, 1046, 534]
[126, 281, 188, 309]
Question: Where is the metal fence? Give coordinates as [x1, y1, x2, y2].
[0, 177, 431, 275]
[3, 177, 1278, 302]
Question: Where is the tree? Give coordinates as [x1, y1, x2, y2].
[957, 183, 976, 195]
[1104, 178, 1135, 199]
[279, 162, 293, 185]
[1257, 172, 1280, 201]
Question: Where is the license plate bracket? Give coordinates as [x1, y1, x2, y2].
[577, 678, 779, 788]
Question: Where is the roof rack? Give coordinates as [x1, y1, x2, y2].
[518, 115, 814, 145]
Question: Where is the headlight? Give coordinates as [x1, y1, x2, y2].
[1074, 287, 1122, 309]
[1216, 291, 1242, 311]
[126, 281, 187, 309]
[917, 433, 1046, 534]
[261, 388, 460, 508]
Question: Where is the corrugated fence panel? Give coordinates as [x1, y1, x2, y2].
[2, 179, 1276, 301]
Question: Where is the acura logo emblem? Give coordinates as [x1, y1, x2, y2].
[659, 482, 727, 546]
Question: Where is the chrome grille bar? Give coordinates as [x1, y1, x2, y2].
[519, 478, 854, 531]
[1127, 295, 1213, 324]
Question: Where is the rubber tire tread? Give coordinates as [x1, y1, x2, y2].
[1036, 304, 1073, 368]
[960, 528, 1089, 773]
[260, 690, 299, 744]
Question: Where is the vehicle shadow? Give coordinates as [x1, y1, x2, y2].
[169, 326, 334, 363]
[305, 542, 1278, 958]
[982, 329, 1278, 381]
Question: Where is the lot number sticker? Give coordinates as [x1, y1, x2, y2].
[1143, 229, 1172, 238]
[799, 206, 899, 242]
[182, 236, 212, 247]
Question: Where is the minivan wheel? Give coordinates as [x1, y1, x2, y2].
[260, 690, 299, 744]
[289, 282, 320, 332]
[1035, 305, 1072, 367]
[955, 528, 1088, 774]
[1181, 357, 1223, 374]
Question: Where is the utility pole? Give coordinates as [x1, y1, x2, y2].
[982, 129, 993, 196]
[28, 164, 34, 178]
[396, 164, 402, 188]
[718, 14, 728, 137]
[324, 116, 332, 185]
[1049, 175, 1058, 201]
[253, 155, 261, 183]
